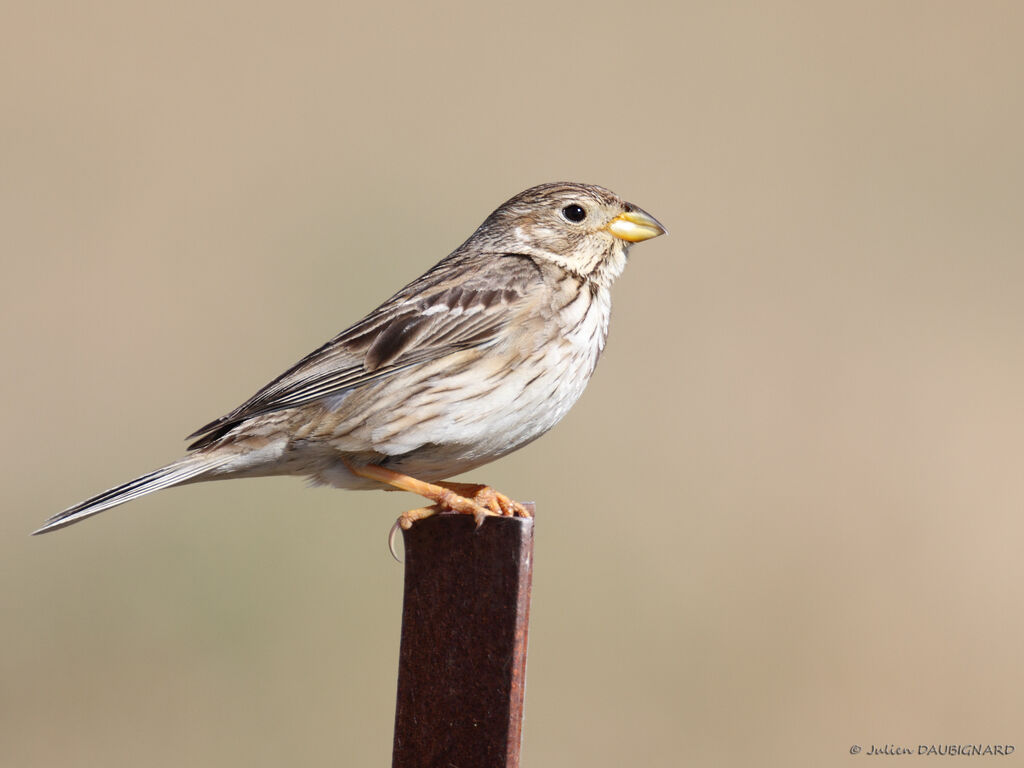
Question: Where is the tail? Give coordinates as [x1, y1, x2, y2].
[33, 455, 228, 535]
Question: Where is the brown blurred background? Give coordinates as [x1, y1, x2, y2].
[3, 2, 1023, 766]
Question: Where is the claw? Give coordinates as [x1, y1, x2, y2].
[388, 519, 403, 563]
[388, 504, 441, 562]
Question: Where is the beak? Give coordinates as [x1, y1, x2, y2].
[606, 205, 667, 243]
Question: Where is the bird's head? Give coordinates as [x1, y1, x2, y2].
[472, 182, 666, 286]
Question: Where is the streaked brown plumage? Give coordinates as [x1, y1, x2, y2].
[35, 182, 665, 536]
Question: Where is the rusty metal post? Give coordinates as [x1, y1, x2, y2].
[392, 508, 535, 768]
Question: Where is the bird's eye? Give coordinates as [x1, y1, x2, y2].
[561, 204, 587, 223]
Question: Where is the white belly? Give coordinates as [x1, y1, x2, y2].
[316, 284, 612, 484]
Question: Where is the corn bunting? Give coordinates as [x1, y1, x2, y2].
[35, 182, 665, 537]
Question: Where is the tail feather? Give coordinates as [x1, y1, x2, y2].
[34, 456, 226, 535]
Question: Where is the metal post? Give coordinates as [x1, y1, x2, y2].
[392, 509, 535, 768]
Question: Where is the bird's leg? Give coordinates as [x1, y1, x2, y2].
[344, 461, 497, 528]
[435, 482, 533, 518]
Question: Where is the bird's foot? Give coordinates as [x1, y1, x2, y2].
[436, 482, 532, 519]
[343, 462, 532, 561]
[344, 461, 499, 528]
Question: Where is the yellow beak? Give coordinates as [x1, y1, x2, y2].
[606, 206, 667, 243]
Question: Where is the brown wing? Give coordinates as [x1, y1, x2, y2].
[186, 253, 542, 449]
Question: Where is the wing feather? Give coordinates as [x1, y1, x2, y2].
[187, 253, 542, 449]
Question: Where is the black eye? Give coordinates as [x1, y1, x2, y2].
[561, 204, 587, 223]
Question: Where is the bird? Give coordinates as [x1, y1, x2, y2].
[34, 182, 665, 539]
